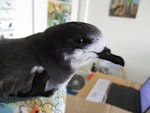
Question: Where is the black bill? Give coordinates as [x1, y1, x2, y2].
[97, 47, 125, 66]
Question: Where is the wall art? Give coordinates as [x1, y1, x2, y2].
[109, 0, 140, 18]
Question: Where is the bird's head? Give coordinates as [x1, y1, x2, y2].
[43, 22, 125, 70]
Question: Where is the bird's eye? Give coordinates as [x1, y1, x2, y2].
[78, 38, 84, 44]
[75, 37, 86, 45]
[73, 36, 92, 47]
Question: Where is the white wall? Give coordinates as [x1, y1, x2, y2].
[14, 0, 33, 38]
[79, 0, 150, 84]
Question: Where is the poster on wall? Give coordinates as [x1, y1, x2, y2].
[47, 0, 72, 27]
[109, 0, 140, 18]
[0, 0, 16, 39]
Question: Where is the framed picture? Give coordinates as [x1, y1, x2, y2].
[47, 0, 71, 27]
[109, 0, 140, 18]
[34, 0, 79, 33]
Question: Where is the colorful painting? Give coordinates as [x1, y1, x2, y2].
[109, 0, 140, 18]
[48, 0, 72, 27]
[0, 0, 16, 38]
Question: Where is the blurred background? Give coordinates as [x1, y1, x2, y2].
[0, 0, 150, 86]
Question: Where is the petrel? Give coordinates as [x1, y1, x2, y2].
[0, 22, 124, 97]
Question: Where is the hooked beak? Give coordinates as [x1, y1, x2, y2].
[97, 47, 125, 66]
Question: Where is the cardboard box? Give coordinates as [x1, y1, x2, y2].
[77, 72, 141, 99]
[65, 72, 150, 113]
[65, 94, 131, 113]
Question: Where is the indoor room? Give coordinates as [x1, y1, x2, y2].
[0, 0, 150, 113]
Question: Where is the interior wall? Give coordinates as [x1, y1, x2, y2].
[14, 0, 33, 38]
[5, 0, 150, 84]
[79, 0, 150, 84]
